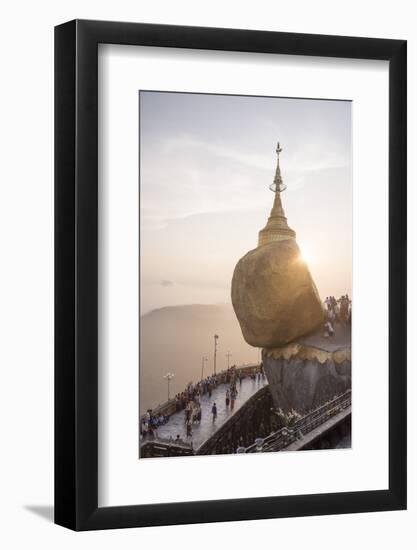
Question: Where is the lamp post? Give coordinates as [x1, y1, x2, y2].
[213, 334, 219, 374]
[226, 351, 232, 370]
[163, 372, 174, 401]
[201, 356, 208, 380]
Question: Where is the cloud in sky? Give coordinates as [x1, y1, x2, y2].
[140, 91, 352, 313]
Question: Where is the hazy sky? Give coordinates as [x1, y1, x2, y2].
[140, 91, 352, 314]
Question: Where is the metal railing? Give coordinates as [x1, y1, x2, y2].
[242, 390, 351, 453]
[140, 434, 194, 458]
[141, 434, 193, 449]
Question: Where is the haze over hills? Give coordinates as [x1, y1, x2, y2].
[139, 303, 259, 413]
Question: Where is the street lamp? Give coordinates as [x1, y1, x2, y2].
[163, 372, 174, 401]
[201, 356, 208, 380]
[226, 351, 232, 370]
[213, 334, 219, 374]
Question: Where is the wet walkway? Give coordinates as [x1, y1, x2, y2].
[148, 376, 268, 450]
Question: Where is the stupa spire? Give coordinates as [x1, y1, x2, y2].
[258, 142, 296, 247]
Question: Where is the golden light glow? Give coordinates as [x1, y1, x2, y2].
[299, 249, 312, 265]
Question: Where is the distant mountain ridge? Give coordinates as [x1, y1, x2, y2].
[142, 303, 229, 319]
[140, 303, 258, 413]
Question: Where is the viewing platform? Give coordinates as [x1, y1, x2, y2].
[141, 373, 267, 452]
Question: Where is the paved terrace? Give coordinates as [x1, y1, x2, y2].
[298, 320, 351, 352]
[143, 376, 268, 450]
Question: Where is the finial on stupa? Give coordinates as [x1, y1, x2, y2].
[269, 142, 287, 194]
[258, 142, 296, 247]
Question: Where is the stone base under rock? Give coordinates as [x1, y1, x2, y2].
[263, 354, 351, 414]
[262, 322, 351, 413]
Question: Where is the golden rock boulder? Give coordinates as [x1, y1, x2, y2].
[231, 239, 324, 348]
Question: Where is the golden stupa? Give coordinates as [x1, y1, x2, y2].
[231, 141, 324, 348]
[258, 142, 296, 247]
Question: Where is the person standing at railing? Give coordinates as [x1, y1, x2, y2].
[140, 418, 148, 438]
[147, 422, 154, 438]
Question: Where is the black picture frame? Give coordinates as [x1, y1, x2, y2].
[55, 19, 407, 531]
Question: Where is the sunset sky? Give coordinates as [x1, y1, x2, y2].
[139, 91, 352, 315]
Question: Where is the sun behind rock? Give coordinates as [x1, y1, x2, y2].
[231, 239, 324, 348]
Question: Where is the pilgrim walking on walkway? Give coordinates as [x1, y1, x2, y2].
[212, 402, 217, 421]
